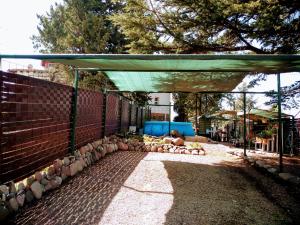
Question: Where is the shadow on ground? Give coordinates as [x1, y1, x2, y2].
[8, 151, 147, 225]
[162, 160, 294, 225]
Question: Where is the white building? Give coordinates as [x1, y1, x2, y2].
[148, 93, 171, 121]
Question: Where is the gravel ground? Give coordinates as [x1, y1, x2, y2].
[100, 145, 293, 225]
[9, 144, 296, 225]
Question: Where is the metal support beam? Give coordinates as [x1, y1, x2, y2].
[277, 73, 283, 172]
[70, 69, 79, 154]
[169, 104, 171, 136]
[195, 94, 198, 135]
[243, 92, 247, 156]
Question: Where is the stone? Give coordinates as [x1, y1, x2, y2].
[79, 146, 87, 155]
[157, 147, 164, 153]
[192, 150, 199, 155]
[63, 157, 70, 166]
[151, 146, 158, 152]
[16, 192, 25, 207]
[69, 156, 76, 163]
[87, 143, 94, 151]
[117, 142, 129, 151]
[47, 166, 56, 177]
[172, 138, 184, 146]
[169, 148, 175, 154]
[25, 190, 34, 203]
[184, 149, 191, 154]
[174, 149, 180, 154]
[163, 137, 173, 144]
[8, 182, 17, 195]
[45, 183, 53, 192]
[49, 177, 62, 189]
[76, 160, 83, 172]
[53, 159, 63, 171]
[30, 181, 43, 199]
[255, 160, 265, 167]
[0, 201, 10, 222]
[267, 168, 278, 174]
[16, 182, 25, 192]
[279, 173, 295, 181]
[70, 163, 78, 176]
[8, 197, 18, 211]
[34, 172, 43, 182]
[61, 166, 71, 177]
[0, 185, 9, 195]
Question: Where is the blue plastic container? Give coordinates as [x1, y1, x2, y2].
[144, 121, 195, 136]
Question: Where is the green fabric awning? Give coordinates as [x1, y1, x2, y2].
[1, 54, 299, 92]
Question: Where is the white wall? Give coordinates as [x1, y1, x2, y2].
[149, 93, 171, 114]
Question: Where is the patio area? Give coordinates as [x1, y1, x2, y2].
[8, 145, 299, 225]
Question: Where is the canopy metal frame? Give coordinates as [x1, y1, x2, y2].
[1, 54, 300, 172]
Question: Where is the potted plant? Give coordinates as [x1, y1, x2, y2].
[256, 129, 273, 144]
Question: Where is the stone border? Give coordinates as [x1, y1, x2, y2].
[0, 135, 205, 221]
[226, 149, 300, 186]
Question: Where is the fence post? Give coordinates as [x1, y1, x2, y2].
[0, 70, 3, 183]
[70, 69, 79, 154]
[277, 73, 283, 172]
[243, 92, 247, 156]
[102, 92, 107, 138]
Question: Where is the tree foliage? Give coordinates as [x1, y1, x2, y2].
[32, 0, 149, 105]
[112, 0, 300, 54]
[112, 0, 299, 118]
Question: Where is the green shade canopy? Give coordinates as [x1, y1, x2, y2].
[1, 54, 300, 92]
[245, 108, 290, 120]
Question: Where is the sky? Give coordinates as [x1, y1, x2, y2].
[0, 0, 299, 117]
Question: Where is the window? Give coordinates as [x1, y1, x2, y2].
[154, 97, 159, 105]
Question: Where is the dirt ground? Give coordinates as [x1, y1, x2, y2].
[8, 145, 300, 225]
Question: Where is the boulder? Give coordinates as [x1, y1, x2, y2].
[151, 146, 158, 152]
[192, 150, 199, 155]
[255, 160, 265, 168]
[172, 138, 184, 146]
[46, 166, 56, 177]
[169, 148, 175, 154]
[70, 163, 78, 176]
[117, 142, 128, 151]
[8, 182, 17, 195]
[170, 130, 181, 138]
[279, 173, 295, 181]
[16, 182, 25, 192]
[76, 160, 83, 172]
[16, 192, 25, 207]
[8, 197, 18, 211]
[25, 176, 35, 188]
[53, 159, 63, 171]
[63, 157, 71, 166]
[184, 149, 191, 154]
[34, 172, 43, 182]
[163, 137, 173, 144]
[157, 147, 164, 153]
[30, 181, 43, 199]
[267, 168, 278, 174]
[25, 190, 34, 203]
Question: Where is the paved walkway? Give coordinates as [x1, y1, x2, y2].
[9, 146, 295, 225]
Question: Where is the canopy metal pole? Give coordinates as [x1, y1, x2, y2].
[195, 94, 198, 134]
[70, 69, 79, 154]
[243, 92, 247, 156]
[169, 104, 171, 136]
[277, 73, 283, 172]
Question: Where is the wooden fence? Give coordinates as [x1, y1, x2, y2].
[0, 71, 144, 183]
